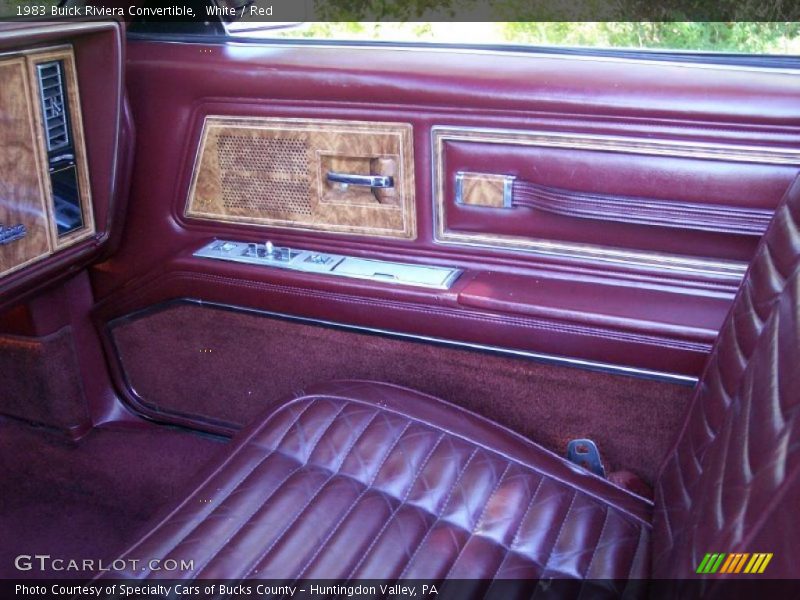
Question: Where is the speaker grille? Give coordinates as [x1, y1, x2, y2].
[216, 134, 312, 216]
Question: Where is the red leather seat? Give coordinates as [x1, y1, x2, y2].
[108, 178, 799, 590]
[112, 380, 651, 586]
[653, 178, 800, 587]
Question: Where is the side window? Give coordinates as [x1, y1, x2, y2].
[231, 22, 800, 55]
[19, 2, 797, 61]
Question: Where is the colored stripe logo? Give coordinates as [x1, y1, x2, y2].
[696, 553, 773, 574]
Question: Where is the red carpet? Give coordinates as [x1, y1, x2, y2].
[0, 417, 225, 579]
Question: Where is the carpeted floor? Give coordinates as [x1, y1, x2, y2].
[111, 302, 695, 485]
[0, 417, 226, 579]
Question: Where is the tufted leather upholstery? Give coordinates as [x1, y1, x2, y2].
[652, 176, 800, 581]
[110, 380, 651, 587]
[107, 177, 800, 589]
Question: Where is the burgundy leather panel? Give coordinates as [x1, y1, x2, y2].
[6, 270, 140, 430]
[90, 40, 800, 378]
[107, 381, 651, 585]
[126, 42, 800, 124]
[653, 176, 800, 583]
[0, 326, 89, 433]
[94, 254, 713, 377]
[100, 93, 135, 258]
[112, 42, 800, 291]
[509, 179, 772, 237]
[443, 140, 796, 263]
[458, 271, 729, 343]
[0, 21, 132, 311]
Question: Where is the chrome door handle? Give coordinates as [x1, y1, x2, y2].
[326, 172, 394, 189]
[0, 224, 27, 245]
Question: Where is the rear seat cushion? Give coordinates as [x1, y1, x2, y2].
[107, 380, 651, 585]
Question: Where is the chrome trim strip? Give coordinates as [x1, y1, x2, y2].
[432, 125, 800, 280]
[326, 171, 394, 189]
[105, 23, 124, 245]
[36, 60, 69, 152]
[454, 171, 465, 205]
[502, 174, 515, 208]
[161, 298, 699, 385]
[194, 239, 464, 290]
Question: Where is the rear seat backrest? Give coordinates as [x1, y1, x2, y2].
[653, 176, 800, 580]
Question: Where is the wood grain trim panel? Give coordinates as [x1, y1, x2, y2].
[0, 45, 95, 281]
[26, 47, 95, 251]
[185, 117, 416, 240]
[0, 56, 51, 279]
[432, 126, 800, 279]
[457, 172, 509, 208]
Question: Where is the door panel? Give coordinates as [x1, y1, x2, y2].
[92, 39, 800, 397]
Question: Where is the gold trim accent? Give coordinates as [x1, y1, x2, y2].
[432, 126, 800, 278]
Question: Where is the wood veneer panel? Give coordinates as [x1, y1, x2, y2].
[26, 47, 95, 251]
[0, 45, 95, 282]
[0, 56, 51, 278]
[186, 117, 416, 239]
[457, 172, 509, 207]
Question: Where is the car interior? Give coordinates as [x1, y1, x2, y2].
[0, 12, 798, 599]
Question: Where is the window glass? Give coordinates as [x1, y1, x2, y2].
[230, 22, 800, 55]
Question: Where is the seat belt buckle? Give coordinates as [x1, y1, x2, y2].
[566, 439, 606, 477]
